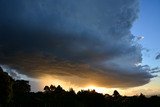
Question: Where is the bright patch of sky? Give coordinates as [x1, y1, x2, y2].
[131, 0, 160, 68]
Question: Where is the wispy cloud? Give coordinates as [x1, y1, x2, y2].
[155, 53, 160, 60]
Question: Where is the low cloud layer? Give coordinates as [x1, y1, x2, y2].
[0, 0, 155, 88]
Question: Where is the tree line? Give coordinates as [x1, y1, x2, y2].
[0, 67, 160, 107]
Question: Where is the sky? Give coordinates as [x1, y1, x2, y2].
[130, 0, 160, 95]
[0, 0, 160, 96]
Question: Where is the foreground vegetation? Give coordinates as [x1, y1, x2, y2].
[0, 67, 160, 107]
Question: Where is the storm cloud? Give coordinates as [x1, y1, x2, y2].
[0, 0, 155, 88]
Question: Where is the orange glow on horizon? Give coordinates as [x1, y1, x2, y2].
[37, 75, 118, 95]
[38, 75, 80, 92]
[83, 85, 108, 94]
[35, 75, 160, 96]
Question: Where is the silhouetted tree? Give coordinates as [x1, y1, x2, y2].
[77, 89, 106, 107]
[13, 80, 30, 94]
[149, 95, 160, 107]
[113, 90, 121, 97]
[136, 93, 147, 106]
[69, 88, 76, 95]
[50, 85, 56, 91]
[54, 85, 65, 93]
[44, 86, 50, 92]
[0, 67, 13, 106]
[139, 93, 145, 98]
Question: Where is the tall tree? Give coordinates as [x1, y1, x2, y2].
[0, 67, 13, 106]
[50, 85, 56, 91]
[113, 90, 121, 97]
[44, 86, 50, 92]
[12, 80, 30, 94]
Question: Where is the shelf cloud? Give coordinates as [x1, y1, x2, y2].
[0, 0, 155, 88]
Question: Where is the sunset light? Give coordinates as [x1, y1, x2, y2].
[0, 0, 160, 106]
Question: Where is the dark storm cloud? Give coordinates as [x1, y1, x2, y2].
[0, 0, 155, 88]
